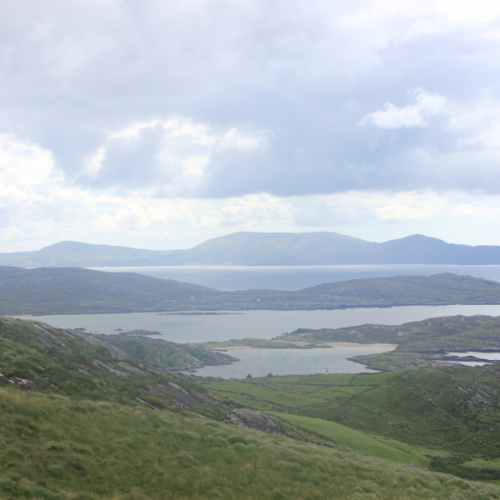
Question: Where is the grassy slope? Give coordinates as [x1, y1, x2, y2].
[207, 367, 500, 480]
[3, 320, 499, 499]
[0, 317, 228, 420]
[3, 387, 500, 500]
[271, 412, 434, 467]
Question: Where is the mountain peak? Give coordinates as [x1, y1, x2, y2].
[0, 231, 497, 266]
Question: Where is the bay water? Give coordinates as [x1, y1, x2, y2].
[35, 264, 500, 378]
[36, 304, 500, 378]
[191, 345, 394, 378]
[37, 305, 500, 343]
[90, 264, 500, 291]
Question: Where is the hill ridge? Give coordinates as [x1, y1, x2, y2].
[1, 268, 500, 314]
[3, 231, 500, 266]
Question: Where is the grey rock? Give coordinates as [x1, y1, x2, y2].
[8, 377, 38, 390]
[228, 409, 281, 434]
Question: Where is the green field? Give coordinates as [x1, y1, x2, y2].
[207, 367, 500, 480]
[272, 412, 439, 467]
[5, 386, 473, 500]
[206, 372, 394, 412]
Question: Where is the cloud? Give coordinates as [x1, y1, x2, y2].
[293, 191, 448, 227]
[451, 203, 500, 219]
[294, 202, 375, 227]
[0, 133, 291, 247]
[77, 118, 271, 196]
[0, 0, 499, 201]
[1, 128, 500, 250]
[359, 88, 448, 128]
[373, 192, 447, 221]
[3, 1, 500, 248]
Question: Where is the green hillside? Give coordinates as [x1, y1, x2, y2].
[4, 319, 500, 498]
[5, 387, 497, 500]
[271, 412, 436, 468]
[0, 317, 229, 420]
[207, 367, 500, 480]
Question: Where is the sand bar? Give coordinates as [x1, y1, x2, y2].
[209, 342, 397, 352]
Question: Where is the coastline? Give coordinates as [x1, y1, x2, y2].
[210, 342, 397, 352]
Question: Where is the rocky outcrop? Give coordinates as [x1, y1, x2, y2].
[88, 333, 239, 372]
[144, 381, 215, 410]
[5, 377, 38, 390]
[91, 359, 152, 377]
[228, 409, 281, 434]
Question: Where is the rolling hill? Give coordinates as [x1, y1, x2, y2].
[3, 231, 500, 266]
[2, 268, 500, 314]
[3, 317, 496, 498]
[0, 266, 217, 314]
[207, 364, 500, 481]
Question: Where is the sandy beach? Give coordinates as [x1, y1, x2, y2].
[210, 341, 397, 352]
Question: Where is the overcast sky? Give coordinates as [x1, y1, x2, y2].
[1, 0, 500, 251]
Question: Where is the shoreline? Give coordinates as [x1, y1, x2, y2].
[9, 303, 500, 317]
[210, 342, 397, 352]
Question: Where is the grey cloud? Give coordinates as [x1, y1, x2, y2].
[1, 1, 500, 197]
[294, 202, 376, 227]
[79, 124, 168, 190]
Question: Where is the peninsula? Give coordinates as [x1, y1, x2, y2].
[2, 268, 500, 314]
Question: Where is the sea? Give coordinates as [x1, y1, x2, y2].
[89, 263, 500, 291]
[34, 264, 500, 378]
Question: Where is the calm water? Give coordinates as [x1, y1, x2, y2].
[190, 345, 394, 378]
[36, 304, 500, 378]
[36, 264, 500, 378]
[90, 264, 500, 291]
[448, 352, 500, 360]
[37, 304, 500, 343]
[454, 362, 490, 367]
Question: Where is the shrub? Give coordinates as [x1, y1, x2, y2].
[228, 435, 247, 445]
[47, 464, 65, 478]
[204, 436, 228, 448]
[115, 437, 137, 449]
[180, 431, 201, 441]
[278, 461, 302, 473]
[232, 443, 247, 452]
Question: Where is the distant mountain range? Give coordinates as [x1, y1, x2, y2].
[2, 232, 500, 267]
[1, 266, 500, 315]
